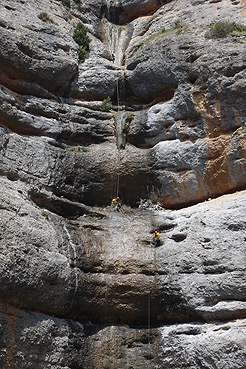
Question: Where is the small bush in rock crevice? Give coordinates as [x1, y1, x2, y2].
[73, 22, 91, 62]
[38, 12, 54, 24]
[67, 145, 87, 152]
[100, 97, 112, 112]
[41, 210, 49, 219]
[205, 21, 246, 39]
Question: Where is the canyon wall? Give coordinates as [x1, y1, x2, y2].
[0, 0, 246, 368]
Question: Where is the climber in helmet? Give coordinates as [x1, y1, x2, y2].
[116, 196, 121, 212]
[112, 197, 121, 212]
[154, 230, 160, 247]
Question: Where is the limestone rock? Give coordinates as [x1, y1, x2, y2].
[0, 304, 245, 368]
[0, 175, 246, 325]
[0, 0, 78, 96]
[0, 0, 246, 367]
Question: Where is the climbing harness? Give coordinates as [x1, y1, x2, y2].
[154, 231, 160, 247]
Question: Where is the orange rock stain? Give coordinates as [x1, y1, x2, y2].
[0, 304, 18, 369]
[241, 0, 246, 13]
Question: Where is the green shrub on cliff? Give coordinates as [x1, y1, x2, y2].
[100, 97, 112, 112]
[41, 210, 49, 220]
[73, 23, 91, 62]
[205, 21, 246, 39]
[38, 12, 54, 24]
[174, 19, 189, 34]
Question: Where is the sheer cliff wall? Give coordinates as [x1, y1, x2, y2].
[0, 0, 246, 368]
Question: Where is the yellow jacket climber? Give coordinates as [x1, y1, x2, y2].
[154, 231, 160, 247]
[112, 197, 121, 211]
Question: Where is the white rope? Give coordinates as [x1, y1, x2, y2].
[148, 291, 151, 365]
[115, 70, 121, 197]
[116, 149, 120, 197]
[116, 77, 120, 112]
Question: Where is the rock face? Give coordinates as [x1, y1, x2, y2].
[0, 0, 246, 368]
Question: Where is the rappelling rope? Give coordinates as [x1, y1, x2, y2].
[105, 18, 122, 201]
[104, 234, 109, 323]
[115, 73, 121, 198]
[116, 166, 120, 197]
[147, 290, 151, 365]
[116, 76, 120, 112]
[147, 232, 157, 366]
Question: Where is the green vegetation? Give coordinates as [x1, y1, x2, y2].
[58, 0, 71, 7]
[121, 114, 134, 148]
[78, 45, 88, 61]
[41, 210, 49, 220]
[67, 145, 87, 152]
[125, 113, 135, 124]
[205, 21, 246, 39]
[73, 22, 91, 62]
[25, 25, 33, 30]
[114, 113, 134, 149]
[100, 97, 112, 112]
[174, 19, 182, 28]
[174, 19, 188, 33]
[38, 12, 54, 24]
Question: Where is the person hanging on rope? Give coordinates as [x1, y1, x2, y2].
[154, 230, 160, 247]
[112, 196, 121, 212]
[116, 196, 121, 212]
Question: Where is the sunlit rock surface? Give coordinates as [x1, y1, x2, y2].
[0, 0, 246, 367]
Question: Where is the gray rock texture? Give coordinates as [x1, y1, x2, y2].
[0, 305, 244, 369]
[0, 0, 246, 367]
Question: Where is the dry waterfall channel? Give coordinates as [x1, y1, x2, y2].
[104, 18, 157, 345]
[0, 0, 246, 368]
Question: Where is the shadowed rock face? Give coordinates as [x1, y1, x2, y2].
[103, 0, 173, 25]
[0, 0, 246, 367]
